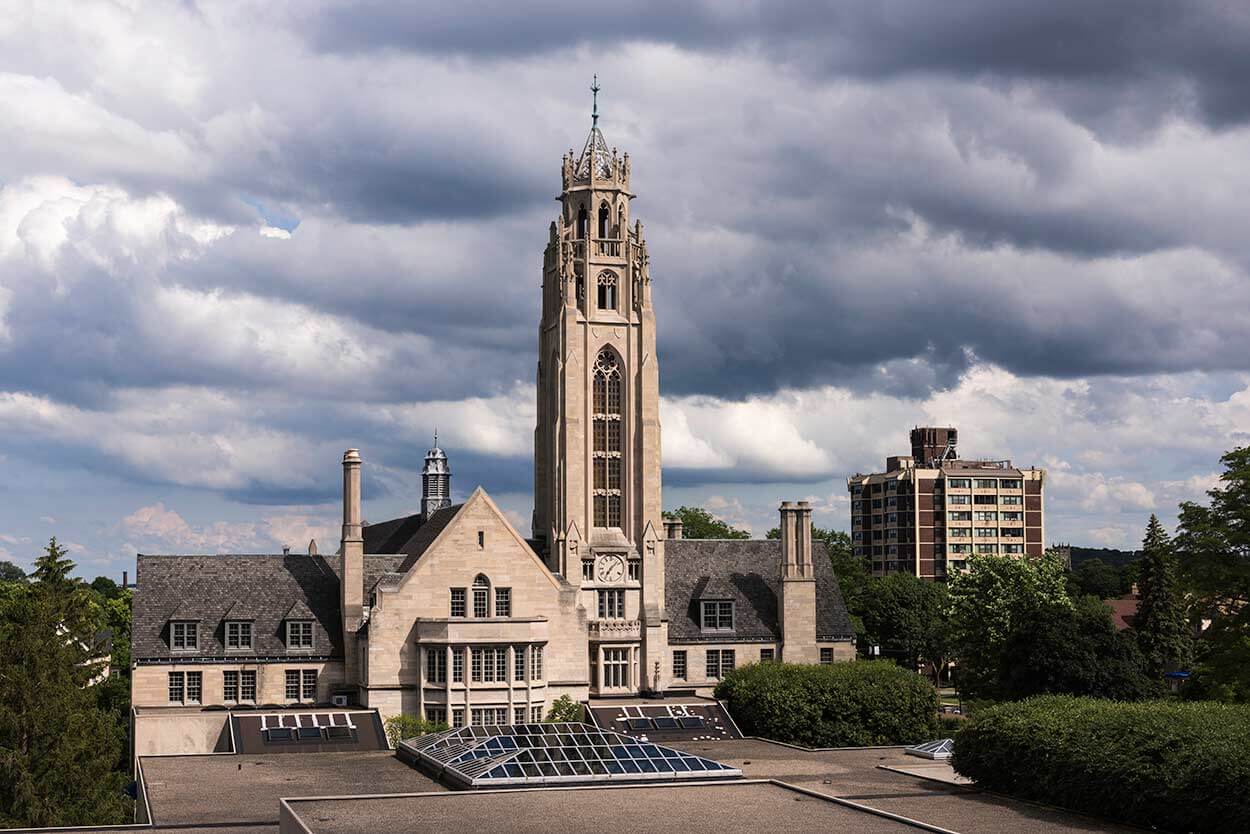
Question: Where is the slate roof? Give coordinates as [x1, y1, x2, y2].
[133, 553, 343, 661]
[362, 504, 463, 573]
[665, 539, 854, 644]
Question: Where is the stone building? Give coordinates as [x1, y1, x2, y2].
[130, 100, 854, 735]
[847, 427, 1046, 579]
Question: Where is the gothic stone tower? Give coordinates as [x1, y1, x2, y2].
[533, 84, 668, 694]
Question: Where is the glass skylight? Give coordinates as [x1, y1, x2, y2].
[904, 738, 954, 760]
[398, 722, 742, 788]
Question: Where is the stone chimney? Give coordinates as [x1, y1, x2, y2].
[340, 449, 364, 689]
[664, 518, 683, 540]
[779, 500, 817, 663]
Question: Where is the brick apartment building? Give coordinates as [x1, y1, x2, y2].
[847, 428, 1045, 579]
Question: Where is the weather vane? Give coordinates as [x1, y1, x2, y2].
[591, 74, 600, 128]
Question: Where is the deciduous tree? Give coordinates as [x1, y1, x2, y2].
[663, 507, 749, 539]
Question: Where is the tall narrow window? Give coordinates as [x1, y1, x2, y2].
[598, 202, 609, 238]
[224, 670, 240, 701]
[495, 588, 511, 618]
[531, 645, 543, 680]
[596, 271, 617, 311]
[592, 350, 622, 528]
[577, 205, 588, 239]
[472, 575, 490, 617]
[450, 588, 466, 617]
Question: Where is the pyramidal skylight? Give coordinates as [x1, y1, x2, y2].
[398, 722, 742, 788]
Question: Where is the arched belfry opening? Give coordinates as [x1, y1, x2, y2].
[592, 348, 623, 529]
[577, 205, 588, 239]
[598, 202, 610, 238]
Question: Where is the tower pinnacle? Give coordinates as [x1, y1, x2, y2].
[591, 75, 600, 128]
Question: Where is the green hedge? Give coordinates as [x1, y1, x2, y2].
[714, 660, 937, 747]
[954, 696, 1250, 832]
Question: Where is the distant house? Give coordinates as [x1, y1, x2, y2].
[1105, 588, 1141, 631]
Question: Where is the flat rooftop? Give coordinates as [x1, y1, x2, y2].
[280, 781, 916, 834]
[140, 751, 444, 829]
[670, 740, 1142, 834]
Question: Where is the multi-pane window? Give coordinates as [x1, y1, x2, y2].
[531, 645, 543, 680]
[759, 648, 775, 662]
[672, 650, 687, 679]
[628, 560, 640, 581]
[1002, 511, 1023, 521]
[171, 621, 198, 651]
[820, 648, 834, 665]
[471, 707, 509, 726]
[596, 271, 617, 311]
[975, 479, 998, 489]
[948, 494, 971, 505]
[976, 544, 997, 554]
[452, 648, 464, 683]
[705, 649, 735, 679]
[592, 350, 623, 528]
[700, 600, 734, 631]
[240, 670, 256, 702]
[452, 708, 465, 728]
[949, 528, 970, 537]
[450, 588, 466, 617]
[426, 707, 447, 725]
[947, 478, 971, 489]
[224, 670, 239, 701]
[582, 560, 594, 580]
[473, 576, 490, 618]
[471, 648, 508, 683]
[515, 647, 526, 681]
[531, 705, 543, 722]
[974, 527, 997, 537]
[515, 706, 527, 725]
[225, 621, 252, 650]
[168, 671, 200, 703]
[1001, 495, 1022, 505]
[949, 511, 972, 521]
[186, 671, 202, 703]
[426, 648, 447, 683]
[286, 621, 314, 649]
[285, 670, 300, 701]
[603, 648, 630, 688]
[974, 511, 998, 521]
[1001, 479, 1022, 489]
[495, 588, 512, 618]
[302, 669, 317, 701]
[1003, 544, 1025, 554]
[597, 589, 625, 619]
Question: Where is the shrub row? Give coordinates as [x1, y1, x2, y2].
[954, 695, 1250, 832]
[714, 660, 937, 747]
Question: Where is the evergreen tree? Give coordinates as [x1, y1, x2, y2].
[1135, 515, 1191, 676]
[0, 539, 130, 826]
[1175, 445, 1250, 700]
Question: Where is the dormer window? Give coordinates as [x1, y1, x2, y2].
[286, 620, 314, 650]
[225, 621, 253, 651]
[700, 601, 734, 632]
[170, 621, 198, 651]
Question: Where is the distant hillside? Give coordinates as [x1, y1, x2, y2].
[1064, 546, 1140, 568]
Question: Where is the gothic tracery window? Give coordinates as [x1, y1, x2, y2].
[592, 349, 622, 528]
[597, 271, 617, 311]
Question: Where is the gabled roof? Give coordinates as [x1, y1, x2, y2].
[133, 553, 343, 661]
[362, 505, 463, 572]
[665, 539, 854, 643]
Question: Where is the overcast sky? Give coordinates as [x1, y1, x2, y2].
[2, 1, 1249, 578]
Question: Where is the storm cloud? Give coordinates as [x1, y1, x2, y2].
[1, 1, 1248, 571]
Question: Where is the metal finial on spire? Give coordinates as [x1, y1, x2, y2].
[591, 75, 600, 128]
[433, 428, 438, 447]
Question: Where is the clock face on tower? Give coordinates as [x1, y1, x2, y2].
[596, 555, 625, 583]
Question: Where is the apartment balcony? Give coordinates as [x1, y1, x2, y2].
[588, 619, 641, 642]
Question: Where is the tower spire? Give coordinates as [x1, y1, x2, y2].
[591, 75, 600, 128]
